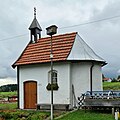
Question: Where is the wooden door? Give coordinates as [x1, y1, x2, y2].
[24, 81, 37, 109]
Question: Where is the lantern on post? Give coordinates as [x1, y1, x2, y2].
[46, 25, 58, 120]
[46, 25, 58, 36]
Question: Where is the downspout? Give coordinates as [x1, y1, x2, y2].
[90, 62, 94, 95]
[17, 66, 20, 109]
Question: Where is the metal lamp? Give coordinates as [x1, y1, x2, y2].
[46, 25, 58, 120]
[46, 25, 58, 36]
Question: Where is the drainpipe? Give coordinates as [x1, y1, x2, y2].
[17, 66, 20, 109]
[90, 62, 94, 95]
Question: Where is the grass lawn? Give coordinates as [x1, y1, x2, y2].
[0, 91, 17, 98]
[0, 100, 50, 120]
[0, 109, 50, 120]
[103, 82, 120, 90]
[0, 102, 17, 110]
[56, 110, 115, 120]
[0, 102, 115, 120]
[0, 108, 116, 120]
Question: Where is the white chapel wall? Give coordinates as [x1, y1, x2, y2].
[19, 62, 71, 109]
[92, 63, 103, 91]
[71, 62, 103, 107]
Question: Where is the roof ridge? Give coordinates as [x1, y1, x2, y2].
[38, 32, 77, 40]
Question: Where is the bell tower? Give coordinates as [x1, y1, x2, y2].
[29, 7, 42, 43]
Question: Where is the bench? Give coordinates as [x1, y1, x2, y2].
[36, 104, 70, 111]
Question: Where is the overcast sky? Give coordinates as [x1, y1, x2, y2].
[0, 0, 120, 85]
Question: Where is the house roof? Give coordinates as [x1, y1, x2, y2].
[67, 34, 106, 63]
[13, 32, 106, 68]
[103, 78, 109, 81]
[13, 32, 77, 67]
[103, 78, 111, 81]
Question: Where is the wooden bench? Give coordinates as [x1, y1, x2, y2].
[36, 104, 70, 111]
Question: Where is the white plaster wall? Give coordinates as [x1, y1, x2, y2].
[92, 63, 103, 91]
[71, 62, 90, 97]
[71, 62, 102, 107]
[19, 61, 102, 109]
[19, 62, 71, 109]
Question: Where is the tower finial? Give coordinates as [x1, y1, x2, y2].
[29, 7, 42, 43]
[34, 7, 36, 18]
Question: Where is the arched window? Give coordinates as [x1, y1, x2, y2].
[48, 70, 57, 84]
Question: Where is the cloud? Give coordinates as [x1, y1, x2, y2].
[117, 69, 120, 74]
[0, 77, 17, 86]
[0, 0, 120, 81]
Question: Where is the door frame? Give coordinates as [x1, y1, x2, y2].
[24, 80, 37, 109]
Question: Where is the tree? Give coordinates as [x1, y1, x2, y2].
[111, 78, 117, 82]
[117, 75, 120, 80]
[0, 84, 17, 92]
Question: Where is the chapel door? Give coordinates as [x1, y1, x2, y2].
[24, 81, 37, 109]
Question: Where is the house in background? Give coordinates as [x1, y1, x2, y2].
[12, 10, 107, 110]
[103, 77, 112, 82]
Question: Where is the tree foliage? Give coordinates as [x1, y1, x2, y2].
[117, 75, 120, 80]
[0, 84, 17, 92]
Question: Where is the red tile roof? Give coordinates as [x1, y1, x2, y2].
[13, 32, 77, 67]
